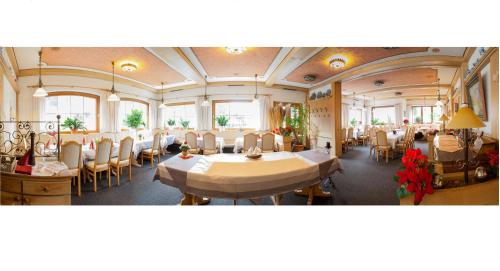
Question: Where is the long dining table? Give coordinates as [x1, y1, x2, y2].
[153, 150, 343, 205]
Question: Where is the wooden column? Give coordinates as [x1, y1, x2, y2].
[490, 49, 499, 139]
[332, 81, 342, 157]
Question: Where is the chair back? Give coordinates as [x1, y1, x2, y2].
[341, 128, 346, 141]
[347, 127, 354, 139]
[243, 133, 258, 151]
[185, 131, 198, 149]
[203, 132, 217, 150]
[61, 141, 82, 170]
[152, 133, 161, 151]
[95, 138, 113, 165]
[118, 136, 134, 161]
[261, 132, 275, 152]
[376, 130, 388, 146]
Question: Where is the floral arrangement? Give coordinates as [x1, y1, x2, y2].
[485, 150, 499, 177]
[280, 126, 293, 137]
[394, 148, 434, 205]
[180, 141, 191, 152]
[403, 118, 409, 125]
[273, 128, 281, 135]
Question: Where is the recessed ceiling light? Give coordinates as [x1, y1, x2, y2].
[329, 55, 347, 69]
[121, 62, 137, 72]
[304, 74, 316, 82]
[374, 80, 385, 87]
[225, 47, 246, 54]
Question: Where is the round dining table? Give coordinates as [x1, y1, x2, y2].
[154, 150, 343, 205]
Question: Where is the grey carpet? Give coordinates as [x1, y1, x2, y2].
[72, 142, 429, 205]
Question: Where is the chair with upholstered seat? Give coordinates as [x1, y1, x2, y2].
[110, 136, 134, 185]
[261, 132, 275, 152]
[202, 132, 218, 155]
[357, 125, 370, 145]
[243, 133, 259, 152]
[61, 141, 82, 196]
[375, 130, 393, 163]
[141, 133, 161, 168]
[341, 128, 348, 152]
[84, 138, 113, 192]
[185, 131, 200, 154]
[368, 128, 377, 158]
[347, 127, 356, 147]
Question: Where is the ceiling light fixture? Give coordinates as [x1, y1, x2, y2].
[435, 78, 443, 107]
[33, 50, 48, 97]
[159, 82, 167, 109]
[304, 74, 316, 82]
[225, 47, 246, 55]
[352, 92, 356, 107]
[374, 80, 385, 87]
[121, 62, 137, 72]
[108, 61, 120, 102]
[201, 75, 210, 107]
[329, 55, 347, 69]
[253, 74, 258, 102]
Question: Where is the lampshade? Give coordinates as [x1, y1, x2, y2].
[201, 99, 210, 107]
[447, 107, 485, 129]
[435, 100, 444, 107]
[439, 114, 449, 121]
[107, 93, 120, 102]
[158, 103, 166, 109]
[33, 87, 48, 97]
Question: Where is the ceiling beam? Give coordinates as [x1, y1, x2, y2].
[0, 50, 19, 92]
[349, 83, 451, 95]
[146, 47, 205, 85]
[5, 47, 19, 76]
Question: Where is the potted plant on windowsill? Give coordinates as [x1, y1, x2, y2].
[285, 105, 309, 152]
[61, 117, 87, 134]
[124, 109, 146, 138]
[215, 115, 229, 131]
[180, 119, 190, 130]
[167, 119, 176, 129]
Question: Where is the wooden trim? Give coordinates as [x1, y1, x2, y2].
[165, 101, 195, 107]
[120, 98, 150, 128]
[0, 53, 19, 93]
[265, 47, 302, 87]
[212, 99, 254, 129]
[48, 91, 101, 133]
[18, 68, 157, 93]
[333, 82, 342, 157]
[464, 47, 497, 84]
[173, 47, 206, 84]
[5, 48, 19, 76]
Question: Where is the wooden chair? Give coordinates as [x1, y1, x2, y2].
[60, 141, 82, 196]
[185, 131, 200, 154]
[369, 128, 377, 158]
[110, 136, 134, 185]
[261, 132, 275, 152]
[347, 127, 357, 147]
[357, 125, 370, 145]
[84, 138, 113, 192]
[375, 130, 393, 163]
[141, 133, 161, 168]
[202, 132, 218, 155]
[341, 128, 348, 151]
[243, 133, 259, 152]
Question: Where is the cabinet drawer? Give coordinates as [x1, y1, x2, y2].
[1, 191, 23, 205]
[23, 181, 71, 196]
[1, 178, 22, 194]
[22, 195, 71, 205]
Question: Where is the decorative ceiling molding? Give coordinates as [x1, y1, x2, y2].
[145, 47, 204, 86]
[0, 50, 19, 92]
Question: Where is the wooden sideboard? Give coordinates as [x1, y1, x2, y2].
[400, 179, 499, 205]
[1, 172, 72, 205]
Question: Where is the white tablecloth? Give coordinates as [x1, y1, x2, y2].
[386, 132, 405, 149]
[31, 161, 71, 176]
[154, 150, 343, 199]
[133, 135, 176, 158]
[196, 137, 225, 153]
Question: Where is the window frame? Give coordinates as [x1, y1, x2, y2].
[371, 105, 396, 124]
[411, 105, 441, 124]
[120, 98, 150, 130]
[212, 99, 257, 130]
[47, 91, 100, 133]
[163, 101, 196, 130]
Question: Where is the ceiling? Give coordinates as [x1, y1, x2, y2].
[10, 47, 466, 98]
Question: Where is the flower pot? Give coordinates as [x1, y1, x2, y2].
[283, 136, 292, 152]
[219, 126, 225, 132]
[293, 144, 304, 152]
[70, 129, 78, 134]
[181, 150, 188, 157]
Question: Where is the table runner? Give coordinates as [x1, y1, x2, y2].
[154, 150, 342, 199]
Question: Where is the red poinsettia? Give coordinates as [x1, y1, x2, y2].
[486, 150, 499, 167]
[403, 119, 409, 125]
[395, 148, 434, 205]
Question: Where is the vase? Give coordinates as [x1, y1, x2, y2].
[219, 126, 225, 132]
[283, 136, 292, 152]
[181, 150, 188, 157]
[70, 129, 78, 134]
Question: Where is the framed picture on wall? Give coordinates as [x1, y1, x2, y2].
[465, 72, 488, 121]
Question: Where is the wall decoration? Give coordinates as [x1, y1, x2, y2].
[466, 72, 488, 121]
[309, 92, 317, 100]
[325, 89, 332, 97]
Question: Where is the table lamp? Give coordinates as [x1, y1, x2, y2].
[439, 114, 449, 133]
[447, 106, 485, 184]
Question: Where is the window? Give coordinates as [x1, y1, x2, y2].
[163, 102, 197, 129]
[371, 106, 395, 124]
[348, 108, 363, 127]
[119, 98, 149, 129]
[213, 100, 258, 129]
[45, 92, 99, 132]
[412, 106, 442, 124]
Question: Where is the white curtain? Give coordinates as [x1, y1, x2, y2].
[341, 103, 349, 128]
[195, 96, 210, 131]
[149, 99, 159, 129]
[32, 90, 45, 132]
[394, 104, 402, 126]
[257, 95, 272, 131]
[104, 94, 120, 133]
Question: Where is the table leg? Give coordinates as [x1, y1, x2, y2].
[180, 194, 211, 205]
[294, 183, 331, 205]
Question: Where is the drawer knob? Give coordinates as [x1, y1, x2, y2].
[23, 197, 30, 205]
[41, 186, 49, 192]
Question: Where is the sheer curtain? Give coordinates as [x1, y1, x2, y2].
[195, 96, 210, 131]
[341, 103, 349, 128]
[33, 93, 45, 132]
[394, 104, 402, 126]
[104, 93, 120, 133]
[257, 95, 272, 131]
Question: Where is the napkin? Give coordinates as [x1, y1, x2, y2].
[253, 147, 262, 155]
[247, 146, 254, 155]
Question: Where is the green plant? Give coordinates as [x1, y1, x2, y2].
[350, 118, 357, 127]
[167, 119, 176, 126]
[371, 118, 385, 125]
[61, 117, 87, 131]
[285, 105, 309, 145]
[216, 115, 230, 127]
[180, 119, 190, 129]
[124, 109, 145, 129]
